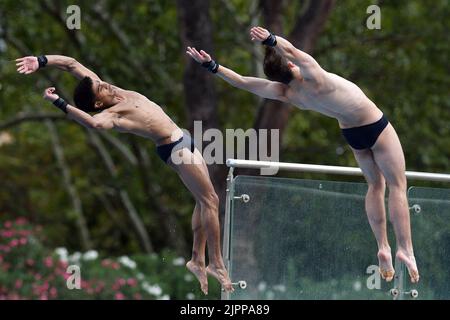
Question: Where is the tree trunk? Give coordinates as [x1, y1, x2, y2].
[176, 0, 228, 208]
[87, 131, 154, 253]
[46, 121, 92, 250]
[176, 0, 219, 133]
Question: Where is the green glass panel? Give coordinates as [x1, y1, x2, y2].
[227, 175, 397, 300]
[403, 186, 450, 300]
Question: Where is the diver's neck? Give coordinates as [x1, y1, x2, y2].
[113, 93, 126, 104]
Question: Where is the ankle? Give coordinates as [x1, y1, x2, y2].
[208, 263, 226, 271]
[396, 247, 414, 257]
[188, 259, 205, 268]
[378, 244, 391, 252]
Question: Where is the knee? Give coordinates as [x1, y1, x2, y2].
[387, 177, 407, 194]
[367, 178, 386, 195]
[199, 191, 219, 211]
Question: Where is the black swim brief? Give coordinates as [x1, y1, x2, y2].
[341, 114, 389, 150]
[156, 133, 196, 163]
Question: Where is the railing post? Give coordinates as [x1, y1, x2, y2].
[221, 167, 234, 300]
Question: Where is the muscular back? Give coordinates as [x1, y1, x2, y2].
[286, 71, 383, 128]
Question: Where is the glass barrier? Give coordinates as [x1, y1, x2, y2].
[224, 175, 449, 300]
[402, 186, 450, 299]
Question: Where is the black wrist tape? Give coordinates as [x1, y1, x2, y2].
[201, 59, 219, 73]
[37, 55, 48, 68]
[53, 98, 68, 114]
[262, 33, 277, 47]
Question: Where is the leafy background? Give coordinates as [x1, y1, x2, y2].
[0, 0, 448, 299]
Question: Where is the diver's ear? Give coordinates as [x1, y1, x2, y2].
[95, 101, 104, 109]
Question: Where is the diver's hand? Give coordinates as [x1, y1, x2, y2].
[16, 56, 39, 75]
[250, 26, 271, 43]
[186, 47, 212, 64]
[43, 87, 59, 102]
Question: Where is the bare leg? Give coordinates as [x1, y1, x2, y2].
[186, 202, 208, 294]
[371, 124, 419, 283]
[169, 148, 234, 292]
[352, 148, 394, 281]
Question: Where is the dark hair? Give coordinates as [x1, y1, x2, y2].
[73, 76, 97, 112]
[263, 47, 294, 84]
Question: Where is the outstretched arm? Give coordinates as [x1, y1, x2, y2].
[43, 87, 113, 130]
[16, 55, 100, 80]
[186, 47, 288, 102]
[250, 26, 324, 81]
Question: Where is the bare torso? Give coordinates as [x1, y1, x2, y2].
[286, 72, 384, 128]
[97, 86, 182, 145]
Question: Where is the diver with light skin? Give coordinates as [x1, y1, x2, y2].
[15, 54, 234, 294]
[187, 26, 419, 283]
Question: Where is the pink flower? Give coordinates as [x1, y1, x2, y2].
[40, 281, 49, 292]
[101, 259, 111, 267]
[50, 287, 58, 298]
[19, 237, 27, 245]
[81, 280, 89, 289]
[15, 280, 23, 289]
[1, 230, 14, 238]
[26, 259, 35, 266]
[9, 239, 19, 247]
[8, 293, 21, 300]
[0, 245, 10, 253]
[15, 217, 27, 225]
[127, 278, 137, 287]
[114, 292, 125, 300]
[44, 256, 53, 268]
[118, 278, 126, 286]
[95, 281, 105, 293]
[111, 262, 120, 270]
[18, 230, 31, 236]
[133, 293, 142, 300]
[39, 294, 48, 300]
[4, 221, 12, 229]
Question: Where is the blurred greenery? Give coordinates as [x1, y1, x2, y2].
[0, 0, 448, 299]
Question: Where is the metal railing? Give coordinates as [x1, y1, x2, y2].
[226, 159, 450, 182]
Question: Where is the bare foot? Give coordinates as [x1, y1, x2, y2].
[377, 248, 395, 282]
[206, 265, 234, 293]
[186, 260, 208, 295]
[396, 250, 420, 283]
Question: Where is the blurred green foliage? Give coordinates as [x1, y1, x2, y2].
[0, 0, 448, 299]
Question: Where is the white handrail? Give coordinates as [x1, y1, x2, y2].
[226, 159, 450, 183]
